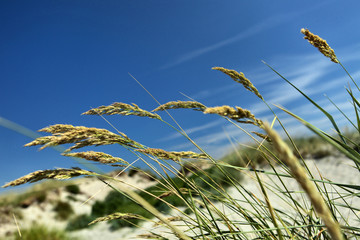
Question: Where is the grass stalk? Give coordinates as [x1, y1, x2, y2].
[264, 122, 344, 240]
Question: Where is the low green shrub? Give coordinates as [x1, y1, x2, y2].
[66, 195, 77, 202]
[53, 201, 74, 220]
[13, 224, 75, 240]
[65, 184, 80, 195]
[66, 214, 95, 231]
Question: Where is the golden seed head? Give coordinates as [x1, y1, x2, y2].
[82, 102, 161, 120]
[136, 148, 207, 162]
[25, 124, 143, 152]
[39, 124, 76, 134]
[2, 168, 96, 188]
[204, 105, 263, 126]
[212, 67, 263, 99]
[152, 101, 206, 112]
[62, 151, 128, 166]
[89, 212, 141, 225]
[301, 28, 339, 63]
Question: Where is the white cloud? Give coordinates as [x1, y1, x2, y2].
[158, 119, 224, 141]
[187, 84, 235, 101]
[159, 10, 307, 70]
[161, 43, 360, 159]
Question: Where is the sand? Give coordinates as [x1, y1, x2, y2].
[1, 156, 359, 239]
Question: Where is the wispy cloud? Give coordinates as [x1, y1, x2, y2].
[163, 43, 360, 158]
[159, 11, 305, 70]
[158, 119, 224, 142]
[169, 122, 258, 157]
[186, 84, 235, 101]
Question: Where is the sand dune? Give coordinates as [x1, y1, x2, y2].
[1, 156, 359, 239]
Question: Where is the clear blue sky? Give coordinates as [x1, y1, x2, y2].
[2, 1, 360, 193]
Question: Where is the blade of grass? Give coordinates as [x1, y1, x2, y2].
[277, 105, 360, 166]
[262, 61, 346, 144]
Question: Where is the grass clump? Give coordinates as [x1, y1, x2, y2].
[3, 28, 360, 239]
[96, 190, 153, 229]
[66, 214, 96, 231]
[10, 224, 76, 240]
[65, 184, 80, 195]
[53, 201, 74, 220]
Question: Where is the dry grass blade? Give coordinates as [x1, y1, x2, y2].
[301, 28, 339, 63]
[158, 188, 189, 199]
[204, 105, 263, 126]
[25, 124, 143, 151]
[2, 168, 97, 188]
[212, 67, 263, 99]
[62, 151, 129, 165]
[88, 212, 141, 225]
[152, 100, 206, 112]
[252, 131, 271, 142]
[82, 102, 161, 120]
[263, 122, 344, 240]
[136, 233, 165, 239]
[154, 216, 184, 226]
[136, 148, 207, 162]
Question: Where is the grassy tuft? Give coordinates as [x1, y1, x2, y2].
[7, 224, 76, 240]
[53, 201, 74, 220]
[3, 28, 360, 239]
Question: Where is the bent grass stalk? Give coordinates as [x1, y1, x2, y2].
[264, 123, 344, 240]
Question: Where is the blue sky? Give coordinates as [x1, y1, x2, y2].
[2, 1, 360, 193]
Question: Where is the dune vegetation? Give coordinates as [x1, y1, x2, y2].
[2, 28, 360, 240]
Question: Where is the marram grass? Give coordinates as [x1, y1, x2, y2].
[136, 148, 208, 162]
[203, 105, 263, 126]
[88, 212, 142, 225]
[2, 168, 98, 188]
[2, 28, 359, 239]
[152, 100, 206, 112]
[212, 66, 263, 99]
[25, 124, 144, 151]
[301, 28, 339, 63]
[264, 122, 343, 240]
[83, 102, 161, 120]
[62, 151, 129, 165]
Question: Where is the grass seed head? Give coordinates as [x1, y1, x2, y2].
[62, 151, 129, 165]
[38, 124, 76, 134]
[152, 101, 206, 112]
[25, 124, 143, 152]
[83, 102, 161, 120]
[136, 148, 207, 162]
[89, 212, 141, 225]
[2, 168, 96, 188]
[204, 105, 263, 126]
[212, 67, 263, 99]
[301, 28, 339, 63]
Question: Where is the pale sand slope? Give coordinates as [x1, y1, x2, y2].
[71, 156, 360, 240]
[2, 156, 359, 239]
[0, 171, 157, 239]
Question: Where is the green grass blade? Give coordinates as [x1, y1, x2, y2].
[277, 105, 360, 166]
[263, 61, 346, 144]
[324, 94, 358, 131]
[346, 87, 360, 132]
